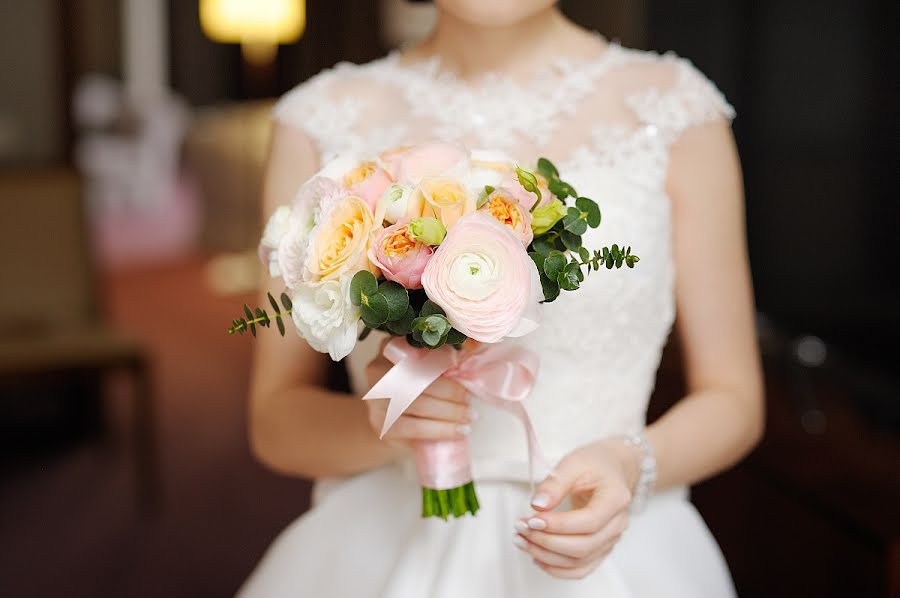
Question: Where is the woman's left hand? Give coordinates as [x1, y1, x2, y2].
[513, 438, 641, 579]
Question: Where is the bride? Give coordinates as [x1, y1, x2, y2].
[240, 1, 763, 596]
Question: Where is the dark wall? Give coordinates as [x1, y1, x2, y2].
[648, 0, 898, 367]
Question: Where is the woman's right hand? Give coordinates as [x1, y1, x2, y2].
[364, 352, 474, 449]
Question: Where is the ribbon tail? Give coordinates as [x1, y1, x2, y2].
[503, 401, 552, 493]
[362, 347, 456, 438]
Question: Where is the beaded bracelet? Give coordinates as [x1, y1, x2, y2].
[622, 432, 657, 513]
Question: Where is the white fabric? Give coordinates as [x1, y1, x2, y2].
[241, 38, 737, 597]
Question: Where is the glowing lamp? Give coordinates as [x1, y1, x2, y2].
[200, 0, 305, 65]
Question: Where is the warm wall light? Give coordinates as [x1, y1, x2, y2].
[200, 0, 305, 66]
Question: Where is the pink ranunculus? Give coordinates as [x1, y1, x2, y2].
[342, 161, 393, 211]
[421, 212, 540, 343]
[394, 141, 469, 186]
[368, 218, 434, 289]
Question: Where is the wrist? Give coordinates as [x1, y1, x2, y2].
[600, 437, 642, 493]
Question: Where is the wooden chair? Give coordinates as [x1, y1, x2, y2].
[0, 167, 158, 508]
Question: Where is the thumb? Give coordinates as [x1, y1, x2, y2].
[530, 460, 579, 511]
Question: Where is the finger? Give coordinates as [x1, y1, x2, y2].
[403, 394, 472, 423]
[513, 534, 580, 569]
[534, 560, 597, 580]
[384, 415, 470, 442]
[529, 460, 584, 511]
[423, 378, 468, 402]
[526, 485, 631, 534]
[518, 528, 599, 560]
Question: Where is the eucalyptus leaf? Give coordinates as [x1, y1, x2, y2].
[543, 251, 567, 282]
[560, 230, 582, 252]
[536, 157, 559, 181]
[578, 246, 591, 263]
[531, 236, 555, 257]
[276, 315, 286, 336]
[379, 281, 410, 321]
[562, 207, 588, 236]
[446, 328, 467, 346]
[386, 306, 416, 336]
[575, 197, 602, 228]
[540, 274, 561, 303]
[268, 292, 280, 315]
[350, 271, 379, 307]
[280, 293, 292, 311]
[360, 292, 390, 326]
[420, 300, 446, 318]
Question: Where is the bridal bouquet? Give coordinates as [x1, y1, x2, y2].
[230, 141, 638, 520]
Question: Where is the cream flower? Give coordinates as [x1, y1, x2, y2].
[290, 276, 359, 360]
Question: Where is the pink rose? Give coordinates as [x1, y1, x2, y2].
[394, 141, 469, 186]
[342, 161, 393, 211]
[421, 212, 540, 343]
[478, 187, 534, 246]
[368, 218, 434, 289]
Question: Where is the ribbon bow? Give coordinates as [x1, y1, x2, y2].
[363, 337, 550, 485]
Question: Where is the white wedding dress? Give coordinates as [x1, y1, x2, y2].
[240, 38, 738, 597]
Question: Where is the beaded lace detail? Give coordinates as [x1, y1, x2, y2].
[273, 42, 735, 481]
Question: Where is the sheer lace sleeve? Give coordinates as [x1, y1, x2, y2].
[273, 63, 370, 161]
[625, 56, 735, 145]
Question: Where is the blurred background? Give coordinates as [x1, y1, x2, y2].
[0, 1, 896, 596]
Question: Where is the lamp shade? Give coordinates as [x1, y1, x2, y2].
[200, 0, 305, 45]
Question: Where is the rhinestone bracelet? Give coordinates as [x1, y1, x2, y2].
[621, 432, 656, 513]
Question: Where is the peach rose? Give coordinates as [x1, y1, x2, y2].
[406, 177, 476, 229]
[479, 187, 534, 246]
[368, 218, 434, 289]
[342, 160, 393, 211]
[304, 194, 378, 282]
[421, 212, 540, 343]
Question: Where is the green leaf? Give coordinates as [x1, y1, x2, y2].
[386, 306, 416, 336]
[529, 252, 545, 275]
[276, 315, 286, 336]
[543, 251, 567, 281]
[562, 207, 588, 236]
[358, 326, 373, 342]
[378, 281, 410, 321]
[558, 262, 581, 291]
[576, 197, 602, 228]
[243, 304, 254, 321]
[446, 328, 467, 346]
[549, 179, 577, 199]
[578, 246, 591, 263]
[560, 230, 582, 252]
[350, 270, 378, 307]
[539, 274, 561, 303]
[424, 314, 451, 336]
[422, 328, 444, 347]
[536, 157, 559, 181]
[531, 235, 555, 256]
[360, 291, 390, 326]
[267, 292, 281, 315]
[420, 300, 446, 318]
[484, 185, 495, 195]
[280, 292, 292, 311]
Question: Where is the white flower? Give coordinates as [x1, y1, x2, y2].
[290, 276, 360, 360]
[375, 183, 413, 224]
[258, 205, 291, 277]
[467, 148, 515, 199]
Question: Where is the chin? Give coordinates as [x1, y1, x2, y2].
[435, 0, 556, 27]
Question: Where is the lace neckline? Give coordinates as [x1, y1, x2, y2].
[381, 35, 624, 93]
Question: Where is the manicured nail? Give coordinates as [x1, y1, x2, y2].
[527, 517, 547, 530]
[514, 520, 529, 534]
[513, 535, 528, 549]
[457, 424, 471, 436]
[531, 493, 550, 508]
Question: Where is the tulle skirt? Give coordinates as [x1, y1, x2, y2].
[239, 462, 736, 597]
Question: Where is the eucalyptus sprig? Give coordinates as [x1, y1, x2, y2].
[227, 292, 293, 337]
[526, 157, 640, 303]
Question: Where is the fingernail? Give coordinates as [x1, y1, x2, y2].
[527, 517, 547, 530]
[457, 424, 471, 436]
[514, 520, 529, 534]
[513, 535, 528, 549]
[531, 493, 550, 508]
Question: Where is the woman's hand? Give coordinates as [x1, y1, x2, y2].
[513, 439, 641, 579]
[364, 352, 474, 449]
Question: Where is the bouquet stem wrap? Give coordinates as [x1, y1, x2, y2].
[363, 337, 548, 519]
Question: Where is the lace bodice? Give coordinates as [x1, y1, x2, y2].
[273, 41, 734, 481]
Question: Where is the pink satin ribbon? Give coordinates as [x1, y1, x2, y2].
[363, 337, 549, 490]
